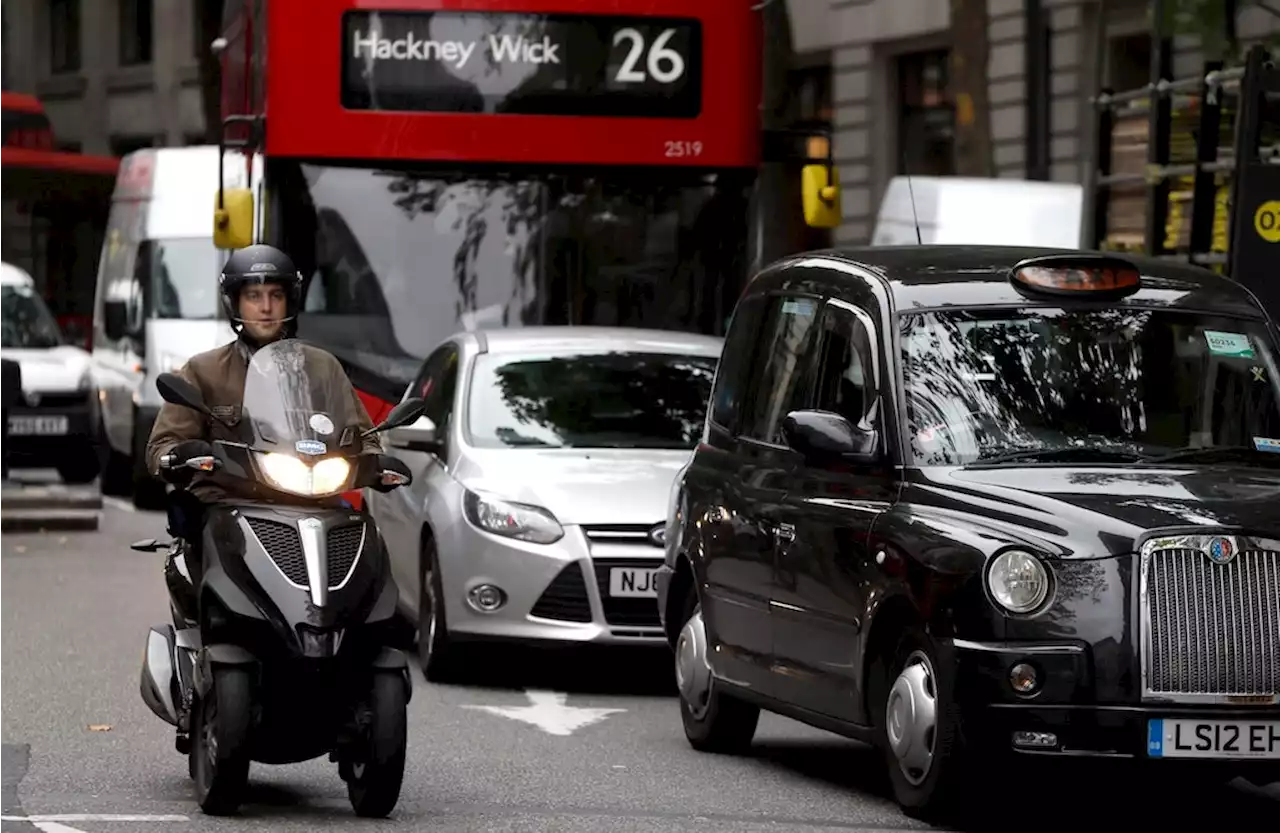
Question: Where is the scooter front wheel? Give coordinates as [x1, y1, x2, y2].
[346, 670, 407, 818]
[191, 667, 253, 815]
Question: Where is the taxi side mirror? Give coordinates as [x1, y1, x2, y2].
[781, 409, 879, 465]
[213, 187, 255, 250]
[801, 164, 842, 229]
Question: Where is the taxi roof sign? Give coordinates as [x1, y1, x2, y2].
[1009, 254, 1141, 299]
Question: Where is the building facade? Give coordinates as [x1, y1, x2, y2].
[2, 0, 208, 155]
[786, 0, 1280, 245]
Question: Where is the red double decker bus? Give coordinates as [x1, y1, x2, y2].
[212, 0, 838, 421]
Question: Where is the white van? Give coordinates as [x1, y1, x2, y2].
[1, 261, 99, 482]
[871, 176, 1084, 248]
[91, 146, 262, 508]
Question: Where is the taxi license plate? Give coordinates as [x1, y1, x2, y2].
[7, 415, 68, 436]
[608, 567, 659, 598]
[1147, 718, 1280, 759]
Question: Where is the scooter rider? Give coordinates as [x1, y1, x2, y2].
[144, 244, 406, 592]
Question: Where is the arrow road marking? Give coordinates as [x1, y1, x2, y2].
[461, 689, 625, 736]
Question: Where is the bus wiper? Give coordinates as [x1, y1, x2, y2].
[1144, 445, 1280, 465]
[975, 446, 1146, 465]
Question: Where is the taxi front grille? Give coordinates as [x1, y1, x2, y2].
[1142, 547, 1280, 700]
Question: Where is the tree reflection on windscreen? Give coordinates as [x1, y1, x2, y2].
[467, 351, 718, 449]
[900, 307, 1280, 466]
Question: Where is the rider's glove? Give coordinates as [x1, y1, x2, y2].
[368, 454, 411, 493]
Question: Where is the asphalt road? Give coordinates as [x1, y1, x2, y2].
[3, 494, 1277, 833]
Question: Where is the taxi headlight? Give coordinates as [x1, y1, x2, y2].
[260, 453, 351, 496]
[986, 549, 1050, 614]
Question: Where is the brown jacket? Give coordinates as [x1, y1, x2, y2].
[145, 339, 382, 503]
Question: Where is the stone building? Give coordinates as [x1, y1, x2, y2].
[2, 0, 208, 154]
[785, 0, 1280, 245]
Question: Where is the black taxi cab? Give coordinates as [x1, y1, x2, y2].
[655, 245, 1280, 819]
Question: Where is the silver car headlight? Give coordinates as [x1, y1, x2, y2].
[462, 490, 564, 545]
[986, 549, 1050, 613]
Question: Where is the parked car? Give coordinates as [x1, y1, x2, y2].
[1, 261, 99, 484]
[366, 326, 722, 681]
[656, 245, 1280, 821]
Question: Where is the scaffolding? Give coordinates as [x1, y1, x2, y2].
[1085, 43, 1279, 309]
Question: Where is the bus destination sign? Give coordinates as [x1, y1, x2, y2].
[340, 10, 702, 119]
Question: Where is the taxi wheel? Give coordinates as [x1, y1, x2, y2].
[675, 592, 759, 754]
[873, 628, 976, 822]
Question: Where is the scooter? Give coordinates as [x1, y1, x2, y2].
[133, 339, 424, 817]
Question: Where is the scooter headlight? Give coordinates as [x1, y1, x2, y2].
[260, 453, 351, 496]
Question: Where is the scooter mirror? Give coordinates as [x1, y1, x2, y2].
[156, 373, 212, 416]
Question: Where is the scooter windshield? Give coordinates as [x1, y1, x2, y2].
[241, 339, 365, 458]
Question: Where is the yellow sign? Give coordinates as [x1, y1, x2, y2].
[1254, 200, 1280, 243]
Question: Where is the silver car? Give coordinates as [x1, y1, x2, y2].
[366, 326, 722, 681]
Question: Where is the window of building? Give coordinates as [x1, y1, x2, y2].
[49, 0, 81, 74]
[897, 49, 954, 176]
[1106, 33, 1151, 92]
[119, 0, 153, 66]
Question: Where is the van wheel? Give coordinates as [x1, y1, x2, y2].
[675, 593, 758, 753]
[872, 628, 978, 822]
[96, 421, 132, 496]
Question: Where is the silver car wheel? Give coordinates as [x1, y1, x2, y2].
[885, 649, 938, 786]
[675, 607, 713, 720]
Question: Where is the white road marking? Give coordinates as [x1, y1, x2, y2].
[34, 822, 89, 833]
[1, 814, 188, 822]
[101, 496, 136, 513]
[461, 689, 625, 736]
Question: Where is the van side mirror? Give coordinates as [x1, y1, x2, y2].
[781, 409, 879, 465]
[801, 164, 842, 229]
[103, 300, 127, 341]
[213, 187, 255, 250]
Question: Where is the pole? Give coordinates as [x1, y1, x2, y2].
[1024, 0, 1050, 180]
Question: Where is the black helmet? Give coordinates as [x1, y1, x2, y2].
[219, 244, 303, 345]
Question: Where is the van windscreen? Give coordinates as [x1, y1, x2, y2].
[146, 237, 225, 320]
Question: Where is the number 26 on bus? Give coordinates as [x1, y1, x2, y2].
[612, 28, 685, 84]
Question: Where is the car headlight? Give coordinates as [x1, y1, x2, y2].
[77, 368, 92, 391]
[463, 490, 563, 544]
[259, 452, 351, 496]
[986, 549, 1050, 613]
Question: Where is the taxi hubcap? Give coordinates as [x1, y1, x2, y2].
[885, 650, 938, 786]
[675, 608, 713, 720]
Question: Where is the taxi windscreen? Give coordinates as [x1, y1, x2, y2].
[900, 306, 1280, 466]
